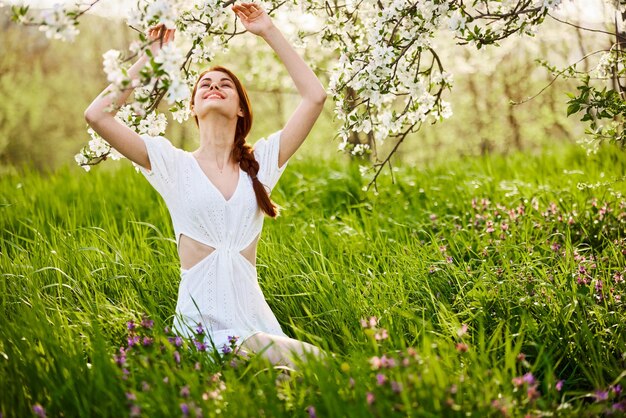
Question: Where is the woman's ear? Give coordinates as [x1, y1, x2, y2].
[237, 108, 243, 117]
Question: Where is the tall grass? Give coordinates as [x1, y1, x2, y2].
[1, 143, 625, 417]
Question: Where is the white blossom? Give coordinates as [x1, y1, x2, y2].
[139, 112, 168, 136]
[166, 78, 191, 104]
[18, 0, 561, 170]
[351, 143, 370, 156]
[171, 98, 191, 123]
[102, 50, 126, 87]
[74, 153, 88, 165]
[146, 0, 178, 29]
[88, 137, 110, 155]
[440, 100, 453, 119]
[38, 3, 80, 42]
[448, 10, 466, 33]
[595, 52, 615, 79]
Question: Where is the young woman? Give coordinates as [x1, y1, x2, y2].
[85, 2, 327, 369]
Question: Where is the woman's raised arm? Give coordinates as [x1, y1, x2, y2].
[84, 25, 175, 171]
[232, 2, 327, 167]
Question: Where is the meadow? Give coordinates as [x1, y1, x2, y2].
[1, 142, 625, 417]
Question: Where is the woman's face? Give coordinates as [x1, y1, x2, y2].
[192, 70, 243, 121]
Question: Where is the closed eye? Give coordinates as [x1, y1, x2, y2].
[199, 78, 234, 88]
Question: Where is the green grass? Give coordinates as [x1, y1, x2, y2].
[1, 143, 625, 417]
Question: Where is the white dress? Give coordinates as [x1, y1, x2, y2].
[137, 130, 289, 352]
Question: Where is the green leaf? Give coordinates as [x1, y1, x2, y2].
[567, 102, 581, 116]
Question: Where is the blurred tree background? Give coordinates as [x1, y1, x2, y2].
[0, 2, 616, 175]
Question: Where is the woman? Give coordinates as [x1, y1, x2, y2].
[85, 2, 327, 369]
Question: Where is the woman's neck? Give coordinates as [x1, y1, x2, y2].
[194, 115, 238, 168]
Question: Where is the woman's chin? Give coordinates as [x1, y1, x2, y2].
[195, 107, 239, 121]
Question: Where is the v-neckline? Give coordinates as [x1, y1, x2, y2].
[189, 152, 242, 203]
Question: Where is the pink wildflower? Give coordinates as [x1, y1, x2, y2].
[369, 356, 382, 370]
[556, 380, 564, 391]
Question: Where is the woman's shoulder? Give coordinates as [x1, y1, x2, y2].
[141, 134, 187, 155]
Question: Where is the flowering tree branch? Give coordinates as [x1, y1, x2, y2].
[13, 0, 605, 184]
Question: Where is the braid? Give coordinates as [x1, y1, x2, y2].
[233, 134, 278, 218]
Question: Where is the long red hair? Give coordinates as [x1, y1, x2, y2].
[190, 66, 278, 218]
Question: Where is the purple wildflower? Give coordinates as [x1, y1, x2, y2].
[141, 381, 150, 391]
[180, 386, 190, 398]
[522, 372, 536, 385]
[556, 380, 564, 391]
[391, 381, 403, 393]
[126, 392, 136, 401]
[142, 336, 153, 347]
[306, 405, 317, 418]
[173, 351, 181, 364]
[612, 384, 622, 395]
[114, 351, 126, 366]
[222, 344, 232, 355]
[594, 390, 609, 402]
[175, 336, 183, 347]
[366, 392, 375, 405]
[32, 404, 46, 418]
[180, 403, 189, 416]
[194, 340, 207, 352]
[164, 325, 171, 334]
[195, 323, 204, 335]
[127, 335, 140, 347]
[127, 320, 135, 331]
[228, 335, 239, 345]
[374, 328, 389, 340]
[612, 402, 625, 412]
[381, 355, 396, 368]
[141, 317, 154, 329]
[376, 373, 386, 386]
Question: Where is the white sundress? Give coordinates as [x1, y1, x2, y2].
[136, 130, 290, 353]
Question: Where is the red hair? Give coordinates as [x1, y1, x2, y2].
[190, 66, 278, 218]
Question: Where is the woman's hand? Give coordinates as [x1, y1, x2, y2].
[147, 23, 175, 57]
[232, 2, 275, 37]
